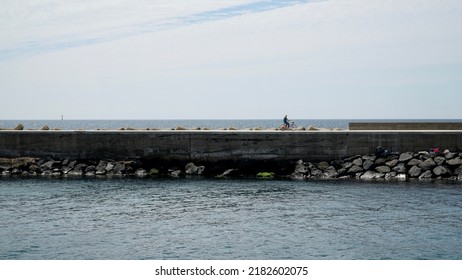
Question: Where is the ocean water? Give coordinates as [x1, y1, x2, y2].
[1, 119, 461, 130]
[1, 177, 461, 260]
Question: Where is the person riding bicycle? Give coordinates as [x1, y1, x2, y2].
[283, 115, 290, 128]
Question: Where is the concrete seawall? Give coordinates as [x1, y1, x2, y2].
[350, 122, 462, 130]
[1, 130, 461, 165]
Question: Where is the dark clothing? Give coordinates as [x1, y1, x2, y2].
[283, 117, 290, 127]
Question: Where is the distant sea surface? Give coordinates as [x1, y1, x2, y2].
[1, 119, 461, 130]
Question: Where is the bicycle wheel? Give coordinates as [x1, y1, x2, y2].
[290, 123, 297, 130]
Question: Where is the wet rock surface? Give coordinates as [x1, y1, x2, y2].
[1, 149, 462, 181]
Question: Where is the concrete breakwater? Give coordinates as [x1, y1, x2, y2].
[0, 129, 461, 180]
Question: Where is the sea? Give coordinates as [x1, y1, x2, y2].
[0, 118, 460, 130]
[1, 119, 462, 260]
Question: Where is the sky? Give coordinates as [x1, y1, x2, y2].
[1, 0, 461, 120]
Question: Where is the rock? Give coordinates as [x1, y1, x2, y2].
[135, 168, 147, 177]
[417, 151, 431, 160]
[361, 171, 383, 180]
[0, 164, 11, 171]
[310, 168, 323, 179]
[445, 152, 457, 159]
[323, 166, 338, 179]
[362, 155, 377, 162]
[375, 157, 387, 166]
[14, 124, 24, 130]
[408, 166, 422, 178]
[342, 162, 353, 170]
[418, 158, 437, 171]
[175, 126, 188, 130]
[96, 161, 107, 175]
[149, 168, 160, 176]
[217, 169, 238, 178]
[317, 161, 330, 171]
[67, 160, 77, 170]
[41, 160, 56, 170]
[348, 165, 364, 174]
[169, 170, 182, 177]
[393, 163, 407, 173]
[385, 159, 399, 167]
[291, 172, 306, 180]
[407, 159, 422, 166]
[433, 166, 452, 177]
[113, 162, 125, 174]
[62, 166, 73, 174]
[399, 152, 414, 162]
[419, 170, 433, 180]
[40, 125, 49, 130]
[28, 164, 40, 172]
[10, 157, 36, 169]
[67, 170, 83, 176]
[85, 165, 96, 173]
[185, 162, 205, 175]
[294, 161, 309, 174]
[363, 160, 374, 171]
[105, 162, 115, 172]
[434, 156, 446, 166]
[446, 157, 462, 166]
[454, 166, 462, 176]
[375, 165, 391, 173]
[352, 158, 363, 166]
[385, 172, 397, 180]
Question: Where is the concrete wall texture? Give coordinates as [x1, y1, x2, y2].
[1, 131, 461, 164]
[349, 122, 462, 130]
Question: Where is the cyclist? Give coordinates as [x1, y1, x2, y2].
[283, 115, 290, 129]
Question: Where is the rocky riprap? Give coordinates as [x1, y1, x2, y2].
[1, 149, 461, 181]
[291, 149, 462, 181]
[0, 157, 210, 178]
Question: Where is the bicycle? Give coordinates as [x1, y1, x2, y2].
[279, 121, 297, 131]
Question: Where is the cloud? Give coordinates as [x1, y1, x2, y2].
[0, 0, 322, 61]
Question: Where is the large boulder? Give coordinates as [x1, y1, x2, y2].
[407, 159, 422, 166]
[399, 152, 414, 162]
[294, 160, 309, 174]
[385, 159, 399, 167]
[419, 170, 433, 180]
[433, 166, 452, 177]
[352, 158, 363, 166]
[434, 156, 446, 166]
[323, 166, 338, 179]
[408, 166, 422, 178]
[361, 171, 383, 180]
[418, 158, 437, 171]
[375, 165, 391, 173]
[446, 157, 462, 166]
[185, 162, 205, 175]
[348, 165, 364, 174]
[316, 161, 330, 171]
[363, 160, 374, 171]
[393, 163, 407, 173]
